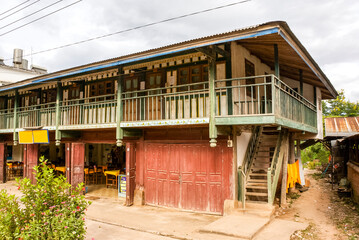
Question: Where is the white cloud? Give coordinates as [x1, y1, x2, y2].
[0, 0, 358, 101]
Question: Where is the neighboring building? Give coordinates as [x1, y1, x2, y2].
[0, 21, 337, 215]
[324, 117, 359, 203]
[0, 49, 47, 86]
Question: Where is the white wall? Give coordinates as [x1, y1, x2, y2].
[236, 132, 252, 167]
[316, 87, 323, 139]
[0, 66, 40, 84]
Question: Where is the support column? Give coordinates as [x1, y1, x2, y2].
[126, 142, 136, 206]
[274, 44, 279, 78]
[225, 43, 233, 115]
[13, 90, 19, 145]
[55, 82, 63, 146]
[280, 133, 289, 207]
[116, 67, 124, 147]
[209, 54, 217, 147]
[70, 143, 85, 187]
[26, 144, 39, 184]
[0, 143, 7, 183]
[65, 143, 71, 183]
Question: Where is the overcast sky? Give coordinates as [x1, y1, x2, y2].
[1, 0, 358, 101]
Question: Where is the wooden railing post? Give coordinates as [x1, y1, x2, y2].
[13, 90, 19, 145]
[116, 67, 124, 147]
[55, 82, 62, 146]
[271, 75, 276, 115]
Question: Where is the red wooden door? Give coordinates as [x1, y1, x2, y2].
[144, 141, 232, 214]
[126, 142, 136, 206]
[70, 143, 85, 187]
[0, 143, 6, 183]
[26, 144, 39, 184]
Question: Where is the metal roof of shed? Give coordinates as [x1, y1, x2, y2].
[325, 117, 359, 137]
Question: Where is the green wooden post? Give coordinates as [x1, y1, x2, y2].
[274, 44, 279, 78]
[299, 69, 303, 96]
[271, 75, 276, 115]
[208, 55, 217, 147]
[13, 90, 19, 145]
[225, 43, 233, 115]
[55, 82, 62, 146]
[267, 168, 272, 204]
[116, 67, 124, 147]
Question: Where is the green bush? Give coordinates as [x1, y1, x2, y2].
[0, 156, 90, 240]
[301, 142, 330, 165]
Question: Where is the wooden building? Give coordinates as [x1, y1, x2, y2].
[0, 21, 337, 215]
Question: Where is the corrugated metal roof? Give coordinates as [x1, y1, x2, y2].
[0, 21, 337, 99]
[325, 117, 359, 137]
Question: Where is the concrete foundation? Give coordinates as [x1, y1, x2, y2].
[134, 188, 145, 206]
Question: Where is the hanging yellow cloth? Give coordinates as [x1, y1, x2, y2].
[286, 160, 301, 193]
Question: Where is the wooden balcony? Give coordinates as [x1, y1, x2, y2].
[0, 75, 317, 134]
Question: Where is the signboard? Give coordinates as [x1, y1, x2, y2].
[18, 131, 34, 144]
[18, 130, 49, 144]
[118, 175, 126, 197]
[33, 130, 50, 144]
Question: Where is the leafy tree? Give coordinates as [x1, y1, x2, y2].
[0, 157, 90, 240]
[322, 89, 359, 117]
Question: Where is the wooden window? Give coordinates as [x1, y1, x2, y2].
[178, 64, 208, 91]
[42, 89, 57, 104]
[245, 59, 255, 97]
[68, 86, 80, 100]
[89, 80, 114, 97]
[147, 72, 163, 94]
[124, 77, 139, 92]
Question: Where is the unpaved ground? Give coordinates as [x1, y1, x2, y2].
[277, 170, 359, 240]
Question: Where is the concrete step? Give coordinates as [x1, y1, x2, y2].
[246, 185, 267, 190]
[248, 179, 267, 183]
[246, 192, 268, 197]
[249, 173, 267, 177]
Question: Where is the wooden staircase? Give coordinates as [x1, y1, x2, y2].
[245, 128, 279, 203]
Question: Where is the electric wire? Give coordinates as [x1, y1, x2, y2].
[0, 0, 83, 37]
[0, 0, 31, 16]
[0, 0, 66, 30]
[3, 0, 251, 61]
[0, 0, 41, 21]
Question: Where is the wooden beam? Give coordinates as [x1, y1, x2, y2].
[213, 45, 230, 58]
[196, 47, 216, 59]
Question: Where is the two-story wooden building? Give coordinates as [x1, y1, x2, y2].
[0, 21, 337, 215]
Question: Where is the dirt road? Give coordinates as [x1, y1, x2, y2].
[278, 170, 359, 240]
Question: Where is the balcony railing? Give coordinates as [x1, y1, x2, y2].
[60, 94, 117, 126]
[0, 75, 317, 132]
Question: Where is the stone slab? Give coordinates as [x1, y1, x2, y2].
[200, 215, 270, 239]
[254, 219, 308, 240]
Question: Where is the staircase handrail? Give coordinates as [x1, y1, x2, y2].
[242, 126, 263, 177]
[238, 125, 262, 207]
[267, 129, 288, 204]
